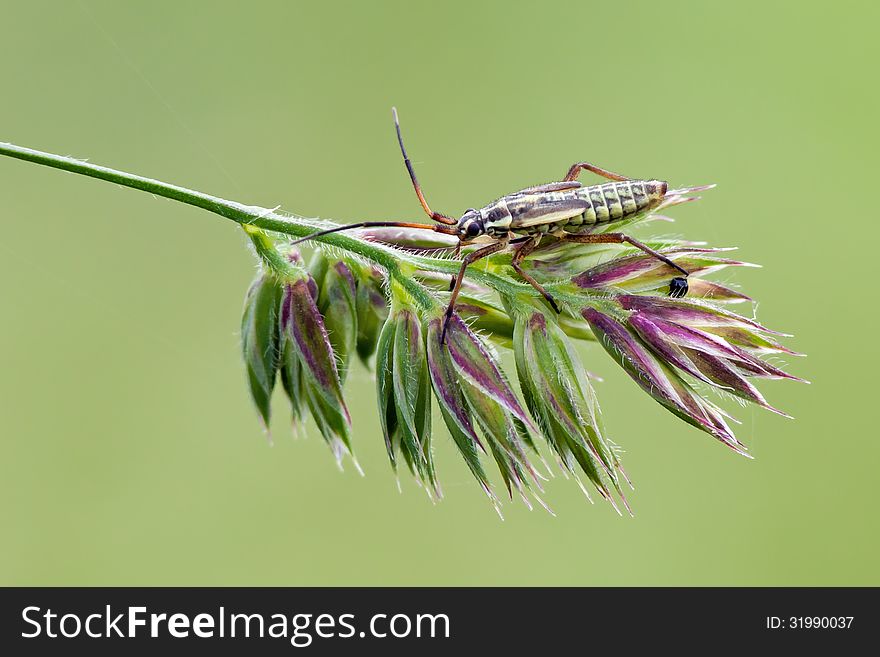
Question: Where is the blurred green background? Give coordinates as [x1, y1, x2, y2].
[1, 1, 876, 586]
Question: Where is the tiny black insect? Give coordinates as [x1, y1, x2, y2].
[669, 277, 689, 298]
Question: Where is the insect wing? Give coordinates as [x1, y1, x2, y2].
[507, 192, 589, 228]
[516, 181, 583, 194]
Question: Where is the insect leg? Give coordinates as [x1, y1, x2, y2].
[392, 107, 457, 226]
[510, 236, 561, 313]
[448, 236, 530, 290]
[562, 232, 689, 297]
[442, 241, 508, 344]
[563, 162, 631, 183]
[444, 240, 467, 290]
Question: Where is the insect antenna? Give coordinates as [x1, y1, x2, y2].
[289, 220, 455, 247]
[392, 107, 457, 226]
[289, 108, 461, 247]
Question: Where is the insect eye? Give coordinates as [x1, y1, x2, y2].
[465, 222, 482, 238]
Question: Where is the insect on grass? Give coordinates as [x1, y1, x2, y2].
[0, 128, 802, 512]
[292, 109, 712, 343]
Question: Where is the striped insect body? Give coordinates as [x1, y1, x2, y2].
[474, 179, 668, 239]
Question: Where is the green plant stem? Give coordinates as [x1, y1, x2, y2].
[0, 141, 593, 310]
[244, 225, 303, 280]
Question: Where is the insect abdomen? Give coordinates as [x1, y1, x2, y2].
[573, 180, 663, 228]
